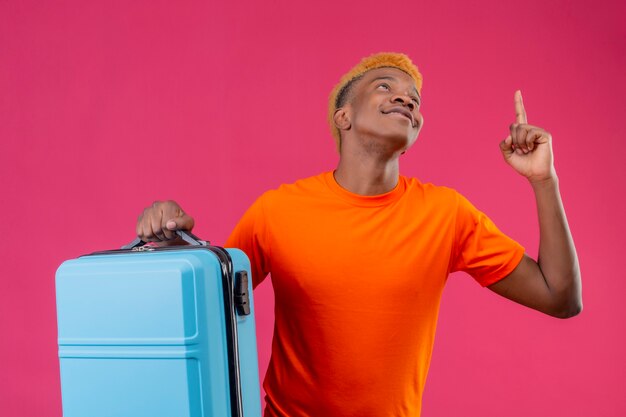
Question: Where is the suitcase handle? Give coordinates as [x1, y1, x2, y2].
[121, 230, 208, 249]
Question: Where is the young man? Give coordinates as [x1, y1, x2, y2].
[136, 53, 582, 417]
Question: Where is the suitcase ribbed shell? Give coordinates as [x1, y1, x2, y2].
[56, 247, 261, 417]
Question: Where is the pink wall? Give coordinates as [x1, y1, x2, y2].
[1, 0, 624, 415]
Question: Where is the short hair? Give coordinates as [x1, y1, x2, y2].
[335, 74, 364, 110]
[328, 52, 423, 152]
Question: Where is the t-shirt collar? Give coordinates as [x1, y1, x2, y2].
[324, 171, 406, 207]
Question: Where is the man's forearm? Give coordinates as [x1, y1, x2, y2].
[531, 175, 582, 316]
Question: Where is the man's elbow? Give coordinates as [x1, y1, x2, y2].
[552, 300, 583, 319]
[550, 290, 583, 319]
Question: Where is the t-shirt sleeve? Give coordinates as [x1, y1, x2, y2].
[224, 194, 271, 289]
[449, 191, 525, 287]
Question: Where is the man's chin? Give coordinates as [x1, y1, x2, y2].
[384, 132, 418, 153]
[352, 128, 418, 155]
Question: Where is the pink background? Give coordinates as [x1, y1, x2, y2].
[1, 0, 625, 415]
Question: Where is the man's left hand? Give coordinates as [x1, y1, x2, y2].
[499, 90, 556, 183]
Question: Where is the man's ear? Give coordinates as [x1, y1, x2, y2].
[333, 107, 351, 132]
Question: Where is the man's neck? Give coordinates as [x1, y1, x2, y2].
[333, 151, 400, 196]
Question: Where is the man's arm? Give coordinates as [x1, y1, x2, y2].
[488, 91, 582, 318]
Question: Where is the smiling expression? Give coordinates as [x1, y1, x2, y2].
[339, 67, 424, 153]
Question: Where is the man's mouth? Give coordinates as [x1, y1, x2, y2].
[382, 107, 415, 127]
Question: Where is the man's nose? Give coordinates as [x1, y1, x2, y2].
[392, 94, 415, 111]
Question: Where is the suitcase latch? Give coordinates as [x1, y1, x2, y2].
[234, 271, 251, 316]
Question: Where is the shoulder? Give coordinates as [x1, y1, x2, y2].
[278, 172, 329, 194]
[402, 175, 462, 205]
[256, 172, 331, 206]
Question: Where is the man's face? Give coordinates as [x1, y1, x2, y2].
[344, 67, 423, 153]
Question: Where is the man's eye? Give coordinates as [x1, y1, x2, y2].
[411, 97, 420, 105]
[377, 83, 390, 90]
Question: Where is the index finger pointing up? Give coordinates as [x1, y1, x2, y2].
[515, 90, 527, 124]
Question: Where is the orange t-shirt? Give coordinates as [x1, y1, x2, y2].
[225, 172, 525, 417]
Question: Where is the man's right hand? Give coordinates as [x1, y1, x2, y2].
[136, 200, 195, 244]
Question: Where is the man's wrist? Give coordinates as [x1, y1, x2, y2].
[529, 174, 559, 195]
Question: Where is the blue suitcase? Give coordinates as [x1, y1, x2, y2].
[55, 231, 262, 417]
